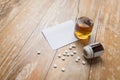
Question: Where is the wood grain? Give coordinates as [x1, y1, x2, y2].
[89, 0, 120, 80]
[0, 0, 120, 80]
[0, 0, 30, 32]
[0, 0, 54, 79]
[45, 0, 103, 80]
[8, 0, 79, 80]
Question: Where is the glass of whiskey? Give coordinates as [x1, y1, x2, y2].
[74, 17, 94, 39]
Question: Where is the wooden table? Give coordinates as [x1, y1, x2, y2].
[0, 0, 120, 80]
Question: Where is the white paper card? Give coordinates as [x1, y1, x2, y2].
[42, 20, 78, 49]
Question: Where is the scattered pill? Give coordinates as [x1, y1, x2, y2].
[65, 50, 68, 53]
[37, 51, 41, 55]
[53, 64, 57, 68]
[82, 61, 86, 65]
[77, 56, 81, 60]
[70, 52, 74, 56]
[73, 51, 77, 54]
[61, 67, 65, 72]
[69, 46, 72, 50]
[58, 54, 61, 58]
[63, 53, 66, 56]
[71, 44, 76, 48]
[62, 57, 65, 61]
[66, 53, 69, 56]
[75, 59, 79, 62]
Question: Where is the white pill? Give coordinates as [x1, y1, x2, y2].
[71, 44, 76, 48]
[65, 50, 68, 53]
[73, 51, 77, 54]
[63, 53, 66, 56]
[66, 53, 69, 56]
[37, 51, 41, 54]
[62, 57, 65, 61]
[61, 67, 65, 72]
[82, 61, 86, 65]
[69, 46, 72, 50]
[70, 52, 74, 56]
[58, 54, 61, 58]
[75, 59, 79, 62]
[53, 64, 57, 68]
[77, 56, 81, 60]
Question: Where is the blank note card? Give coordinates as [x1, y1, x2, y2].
[42, 20, 78, 49]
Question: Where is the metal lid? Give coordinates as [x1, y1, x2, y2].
[83, 45, 93, 59]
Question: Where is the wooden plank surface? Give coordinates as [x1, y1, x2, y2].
[0, 0, 31, 32]
[0, 0, 120, 80]
[90, 0, 120, 80]
[2, 0, 79, 80]
[0, 0, 54, 79]
[45, 0, 103, 80]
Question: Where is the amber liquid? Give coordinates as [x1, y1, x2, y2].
[74, 23, 93, 39]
